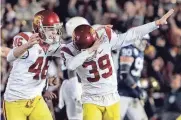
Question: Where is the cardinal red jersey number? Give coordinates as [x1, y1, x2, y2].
[14, 37, 23, 47]
[28, 56, 52, 80]
[82, 54, 113, 82]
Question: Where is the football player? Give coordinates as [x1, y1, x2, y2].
[66, 16, 90, 40]
[60, 9, 174, 120]
[58, 16, 90, 120]
[117, 34, 150, 120]
[3, 10, 63, 120]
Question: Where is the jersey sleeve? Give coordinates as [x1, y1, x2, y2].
[109, 22, 158, 50]
[60, 46, 94, 70]
[60, 46, 74, 69]
[7, 32, 31, 62]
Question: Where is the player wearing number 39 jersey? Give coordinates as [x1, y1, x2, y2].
[3, 10, 63, 120]
[61, 23, 159, 120]
[60, 9, 174, 120]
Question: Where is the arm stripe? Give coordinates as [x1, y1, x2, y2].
[61, 47, 74, 56]
[18, 32, 29, 41]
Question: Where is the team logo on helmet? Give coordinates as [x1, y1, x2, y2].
[72, 32, 76, 40]
[90, 28, 96, 36]
[34, 15, 43, 26]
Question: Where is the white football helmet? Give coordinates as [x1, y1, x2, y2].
[65, 17, 90, 37]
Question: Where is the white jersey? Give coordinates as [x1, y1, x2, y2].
[61, 28, 122, 106]
[61, 22, 158, 106]
[4, 32, 62, 101]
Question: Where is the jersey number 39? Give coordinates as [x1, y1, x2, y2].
[82, 54, 113, 82]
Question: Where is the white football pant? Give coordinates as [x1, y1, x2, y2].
[120, 96, 148, 120]
[59, 78, 83, 120]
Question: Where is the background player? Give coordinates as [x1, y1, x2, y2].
[3, 10, 63, 120]
[58, 16, 90, 120]
[117, 34, 150, 120]
[60, 9, 174, 120]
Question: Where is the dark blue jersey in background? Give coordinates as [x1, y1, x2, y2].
[117, 45, 144, 98]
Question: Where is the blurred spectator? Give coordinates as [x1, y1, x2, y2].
[42, 0, 59, 11]
[159, 0, 174, 11]
[1, 21, 20, 47]
[14, 0, 43, 31]
[144, 4, 155, 23]
[14, 0, 33, 21]
[105, 0, 120, 13]
[1, 0, 181, 120]
[15, 0, 33, 20]
[3, 3, 16, 23]
[161, 74, 181, 120]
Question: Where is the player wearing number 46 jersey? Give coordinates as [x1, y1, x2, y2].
[3, 10, 63, 120]
[61, 9, 174, 120]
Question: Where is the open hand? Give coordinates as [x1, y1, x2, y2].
[87, 34, 104, 53]
[156, 9, 174, 26]
[95, 24, 113, 31]
[26, 33, 41, 48]
[43, 91, 57, 100]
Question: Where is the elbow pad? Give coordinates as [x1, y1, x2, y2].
[7, 49, 17, 62]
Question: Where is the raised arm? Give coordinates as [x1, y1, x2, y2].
[109, 9, 174, 49]
[7, 33, 41, 62]
[61, 36, 103, 70]
[60, 46, 93, 71]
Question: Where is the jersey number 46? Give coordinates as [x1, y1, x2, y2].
[28, 56, 52, 80]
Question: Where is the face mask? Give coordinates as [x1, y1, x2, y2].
[39, 22, 63, 44]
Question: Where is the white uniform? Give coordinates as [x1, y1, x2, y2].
[59, 77, 83, 120]
[4, 32, 61, 101]
[60, 22, 158, 106]
[58, 59, 83, 120]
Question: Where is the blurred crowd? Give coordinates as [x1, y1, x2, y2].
[1, 0, 181, 120]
